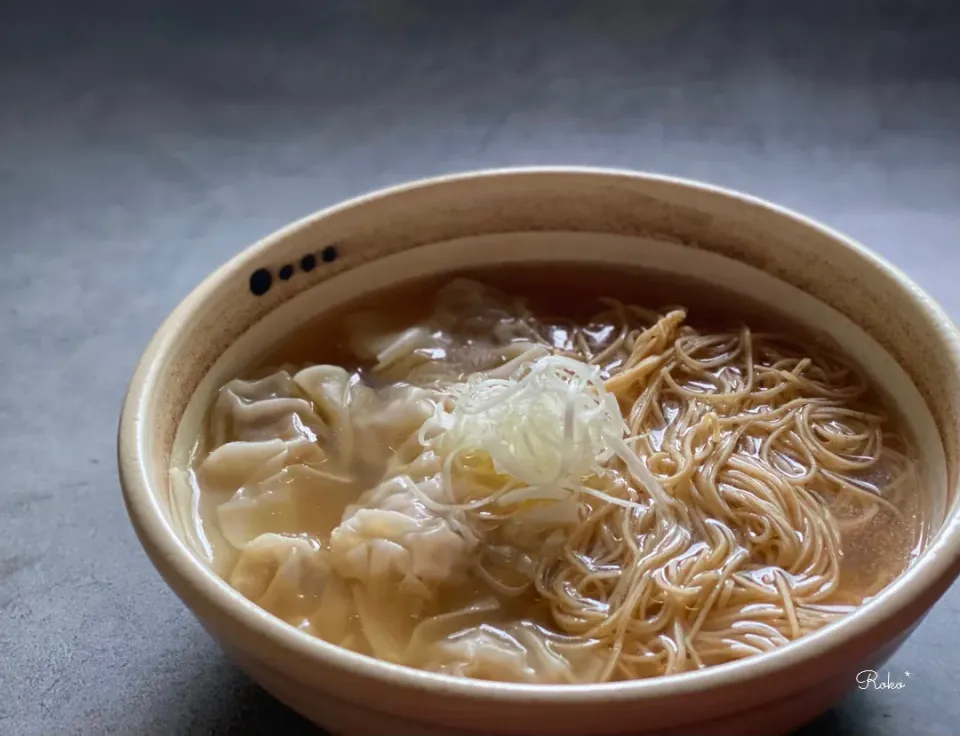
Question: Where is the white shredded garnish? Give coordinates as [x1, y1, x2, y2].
[420, 355, 670, 511]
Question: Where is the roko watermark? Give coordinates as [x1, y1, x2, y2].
[856, 670, 911, 690]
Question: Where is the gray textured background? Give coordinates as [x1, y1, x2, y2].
[2, 1, 959, 734]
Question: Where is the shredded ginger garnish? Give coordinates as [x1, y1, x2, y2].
[421, 355, 671, 511]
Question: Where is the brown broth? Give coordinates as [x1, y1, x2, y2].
[261, 263, 823, 371]
[191, 262, 926, 679]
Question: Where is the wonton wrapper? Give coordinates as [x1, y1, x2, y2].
[217, 463, 359, 549]
[228, 533, 329, 625]
[201, 437, 327, 491]
[420, 622, 607, 684]
[209, 371, 326, 447]
[348, 280, 549, 385]
[329, 474, 475, 599]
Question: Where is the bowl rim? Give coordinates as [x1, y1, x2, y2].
[119, 165, 960, 704]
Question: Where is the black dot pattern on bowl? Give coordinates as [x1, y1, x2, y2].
[278, 264, 294, 281]
[321, 245, 338, 263]
[300, 253, 317, 272]
[249, 268, 272, 296]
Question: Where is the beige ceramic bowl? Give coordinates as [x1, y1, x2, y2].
[119, 168, 960, 736]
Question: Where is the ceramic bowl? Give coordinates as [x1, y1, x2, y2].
[118, 168, 960, 736]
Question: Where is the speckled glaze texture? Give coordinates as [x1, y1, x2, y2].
[118, 169, 960, 736]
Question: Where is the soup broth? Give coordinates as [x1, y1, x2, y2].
[176, 263, 925, 683]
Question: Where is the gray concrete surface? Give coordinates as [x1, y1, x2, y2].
[2, 1, 959, 734]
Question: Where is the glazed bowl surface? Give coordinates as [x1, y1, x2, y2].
[118, 168, 960, 736]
